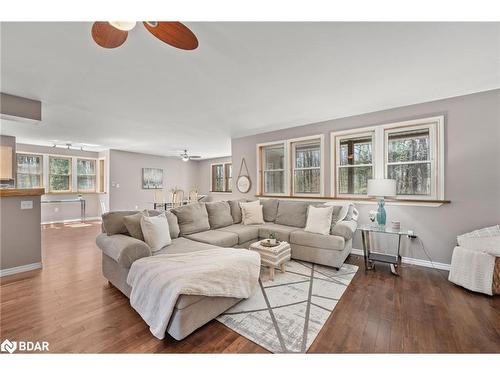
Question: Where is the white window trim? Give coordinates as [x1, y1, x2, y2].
[288, 134, 325, 197]
[330, 115, 445, 201]
[332, 130, 375, 199]
[209, 161, 232, 193]
[256, 140, 289, 196]
[15, 151, 101, 194]
[16, 153, 44, 189]
[76, 157, 98, 193]
[48, 155, 73, 193]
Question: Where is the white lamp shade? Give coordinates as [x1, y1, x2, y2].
[367, 179, 396, 197]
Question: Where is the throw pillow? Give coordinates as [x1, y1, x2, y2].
[240, 201, 264, 225]
[123, 209, 149, 241]
[140, 213, 172, 252]
[171, 202, 210, 235]
[260, 198, 279, 222]
[205, 201, 233, 229]
[275, 201, 308, 228]
[304, 205, 334, 235]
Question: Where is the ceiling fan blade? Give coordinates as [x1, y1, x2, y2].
[143, 22, 198, 50]
[91, 22, 128, 48]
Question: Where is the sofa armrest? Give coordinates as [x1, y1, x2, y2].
[331, 220, 357, 240]
[96, 233, 152, 268]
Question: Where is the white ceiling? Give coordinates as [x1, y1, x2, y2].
[1, 22, 499, 158]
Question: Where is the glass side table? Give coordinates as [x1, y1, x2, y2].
[357, 224, 416, 276]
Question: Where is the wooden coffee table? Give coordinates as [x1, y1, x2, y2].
[249, 240, 291, 280]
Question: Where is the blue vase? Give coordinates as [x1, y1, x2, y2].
[376, 198, 386, 226]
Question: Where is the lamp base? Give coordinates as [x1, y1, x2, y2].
[376, 198, 386, 226]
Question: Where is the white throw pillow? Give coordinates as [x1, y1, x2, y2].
[304, 205, 334, 235]
[140, 213, 172, 252]
[240, 201, 264, 225]
[324, 201, 356, 221]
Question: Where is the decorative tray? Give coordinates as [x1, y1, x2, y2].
[260, 240, 281, 248]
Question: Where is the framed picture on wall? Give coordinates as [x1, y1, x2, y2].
[142, 168, 163, 189]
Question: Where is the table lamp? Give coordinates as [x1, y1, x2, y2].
[367, 179, 396, 226]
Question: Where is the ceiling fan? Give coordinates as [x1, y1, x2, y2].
[91, 21, 198, 50]
[180, 149, 201, 162]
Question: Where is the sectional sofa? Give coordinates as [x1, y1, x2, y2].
[96, 198, 358, 340]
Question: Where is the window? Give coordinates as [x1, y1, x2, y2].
[331, 116, 444, 201]
[385, 125, 435, 197]
[211, 162, 232, 192]
[77, 158, 96, 192]
[49, 156, 72, 192]
[261, 144, 286, 194]
[292, 139, 321, 195]
[16, 153, 43, 188]
[336, 134, 373, 195]
[225, 163, 232, 192]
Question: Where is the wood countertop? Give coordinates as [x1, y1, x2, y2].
[0, 188, 45, 197]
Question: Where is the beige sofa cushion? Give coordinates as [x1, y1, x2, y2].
[217, 224, 260, 245]
[241, 201, 264, 225]
[102, 210, 138, 235]
[123, 211, 148, 241]
[275, 201, 308, 228]
[155, 237, 216, 255]
[290, 230, 345, 251]
[172, 203, 210, 235]
[96, 233, 152, 268]
[185, 230, 239, 247]
[260, 198, 279, 222]
[331, 220, 357, 241]
[205, 201, 233, 229]
[228, 199, 248, 224]
[258, 223, 299, 242]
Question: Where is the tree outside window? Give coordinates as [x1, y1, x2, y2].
[77, 159, 96, 192]
[49, 157, 71, 192]
[16, 154, 43, 188]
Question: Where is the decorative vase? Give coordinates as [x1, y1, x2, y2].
[376, 198, 386, 226]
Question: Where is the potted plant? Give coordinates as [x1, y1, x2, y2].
[268, 232, 277, 246]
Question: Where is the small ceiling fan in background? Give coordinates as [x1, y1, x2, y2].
[180, 149, 201, 162]
[91, 21, 198, 50]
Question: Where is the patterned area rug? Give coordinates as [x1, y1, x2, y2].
[217, 260, 358, 353]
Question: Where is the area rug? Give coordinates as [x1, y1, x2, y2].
[216, 260, 358, 353]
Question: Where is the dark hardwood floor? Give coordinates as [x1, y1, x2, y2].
[1, 221, 499, 353]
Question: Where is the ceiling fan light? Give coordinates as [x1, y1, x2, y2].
[108, 21, 137, 31]
[182, 155, 190, 162]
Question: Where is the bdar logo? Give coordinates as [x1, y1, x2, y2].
[1, 339, 17, 353]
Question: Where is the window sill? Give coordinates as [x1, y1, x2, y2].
[255, 194, 450, 207]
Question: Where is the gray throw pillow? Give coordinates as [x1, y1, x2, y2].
[102, 211, 138, 235]
[275, 201, 308, 228]
[123, 210, 148, 241]
[228, 199, 249, 224]
[260, 199, 279, 222]
[205, 201, 233, 229]
[172, 202, 210, 235]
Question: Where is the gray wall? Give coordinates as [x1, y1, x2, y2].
[194, 156, 232, 201]
[230, 89, 500, 264]
[108, 149, 199, 211]
[16, 143, 105, 222]
[0, 194, 42, 271]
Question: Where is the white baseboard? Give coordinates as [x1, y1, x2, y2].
[351, 248, 451, 271]
[0, 262, 42, 277]
[41, 216, 101, 225]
